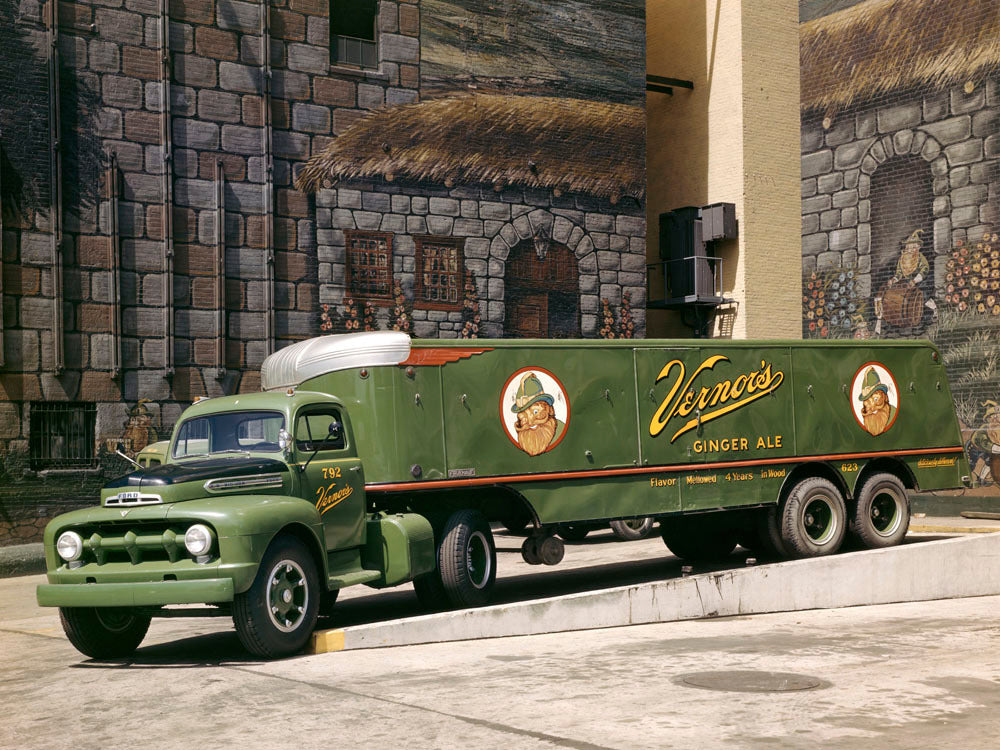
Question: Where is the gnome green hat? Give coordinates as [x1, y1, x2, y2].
[858, 367, 889, 401]
[511, 372, 554, 413]
[901, 229, 924, 248]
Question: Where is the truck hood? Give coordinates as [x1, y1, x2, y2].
[102, 458, 291, 505]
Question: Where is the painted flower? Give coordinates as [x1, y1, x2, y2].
[978, 303, 987, 314]
[820, 326, 829, 337]
[809, 299, 816, 309]
[816, 307, 825, 316]
[993, 305, 1000, 316]
[807, 311, 814, 320]
[959, 301, 968, 311]
[962, 288, 970, 298]
[808, 321, 816, 332]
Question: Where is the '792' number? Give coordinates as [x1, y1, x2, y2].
[321, 467, 342, 479]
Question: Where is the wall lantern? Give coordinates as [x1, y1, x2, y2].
[533, 225, 551, 260]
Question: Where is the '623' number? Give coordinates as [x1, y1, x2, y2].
[321, 467, 342, 479]
[841, 462, 859, 472]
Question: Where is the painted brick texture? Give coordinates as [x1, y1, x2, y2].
[799, 0, 1000, 490]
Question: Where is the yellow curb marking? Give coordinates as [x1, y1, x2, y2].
[309, 629, 345, 654]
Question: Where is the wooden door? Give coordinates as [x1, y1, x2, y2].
[508, 293, 548, 337]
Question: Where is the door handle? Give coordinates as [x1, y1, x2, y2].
[349, 466, 362, 472]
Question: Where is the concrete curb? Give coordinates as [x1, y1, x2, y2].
[310, 532, 1000, 654]
[0, 544, 46, 579]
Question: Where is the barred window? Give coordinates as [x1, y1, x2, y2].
[331, 0, 377, 69]
[346, 231, 394, 303]
[29, 402, 97, 470]
[415, 236, 464, 310]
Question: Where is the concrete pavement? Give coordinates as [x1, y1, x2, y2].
[2, 568, 999, 749]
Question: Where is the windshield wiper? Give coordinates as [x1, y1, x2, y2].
[212, 449, 252, 456]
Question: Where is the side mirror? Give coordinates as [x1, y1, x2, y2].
[278, 428, 293, 460]
[329, 421, 341, 437]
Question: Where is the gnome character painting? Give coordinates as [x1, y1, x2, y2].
[851, 364, 900, 437]
[500, 368, 570, 457]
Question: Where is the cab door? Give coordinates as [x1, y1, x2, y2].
[294, 406, 366, 551]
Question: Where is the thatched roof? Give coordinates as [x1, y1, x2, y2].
[801, 0, 1000, 114]
[297, 95, 645, 200]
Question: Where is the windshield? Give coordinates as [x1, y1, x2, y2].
[172, 411, 285, 458]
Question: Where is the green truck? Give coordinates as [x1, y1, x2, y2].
[38, 333, 970, 658]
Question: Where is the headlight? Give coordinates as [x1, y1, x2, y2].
[184, 524, 214, 556]
[56, 531, 84, 562]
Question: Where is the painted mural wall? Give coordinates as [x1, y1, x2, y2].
[300, 0, 647, 340]
[800, 0, 1000, 490]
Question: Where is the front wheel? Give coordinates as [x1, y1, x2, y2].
[233, 536, 319, 658]
[59, 607, 151, 659]
[850, 473, 909, 548]
[780, 477, 847, 558]
[610, 517, 655, 541]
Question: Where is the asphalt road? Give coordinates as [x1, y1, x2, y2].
[3, 528, 1000, 748]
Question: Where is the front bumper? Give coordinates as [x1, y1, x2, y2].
[37, 578, 235, 607]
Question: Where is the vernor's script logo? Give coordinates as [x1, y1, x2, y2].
[649, 356, 785, 442]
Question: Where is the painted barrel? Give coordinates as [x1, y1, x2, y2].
[881, 285, 924, 328]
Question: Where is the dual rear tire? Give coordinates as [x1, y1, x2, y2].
[757, 473, 909, 559]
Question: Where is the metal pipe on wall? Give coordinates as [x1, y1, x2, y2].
[215, 159, 226, 380]
[0, 140, 5, 369]
[107, 154, 122, 380]
[159, 0, 175, 376]
[48, 0, 64, 374]
[260, 0, 275, 356]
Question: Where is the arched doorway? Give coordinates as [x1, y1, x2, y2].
[504, 240, 580, 338]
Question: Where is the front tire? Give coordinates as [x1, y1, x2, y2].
[850, 473, 909, 548]
[59, 607, 150, 659]
[438, 509, 497, 608]
[610, 517, 655, 541]
[780, 477, 846, 558]
[233, 536, 319, 658]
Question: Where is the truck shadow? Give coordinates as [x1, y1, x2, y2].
[68, 534, 953, 668]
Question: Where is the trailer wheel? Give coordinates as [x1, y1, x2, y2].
[850, 473, 909, 548]
[438, 509, 497, 608]
[233, 536, 319, 658]
[556, 523, 591, 541]
[610, 517, 656, 541]
[780, 477, 846, 558]
[661, 518, 737, 561]
[59, 607, 150, 659]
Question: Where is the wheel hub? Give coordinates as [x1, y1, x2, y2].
[267, 560, 308, 632]
[465, 530, 492, 589]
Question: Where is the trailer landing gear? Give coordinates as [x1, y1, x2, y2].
[521, 531, 565, 566]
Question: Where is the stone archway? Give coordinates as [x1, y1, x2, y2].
[485, 208, 601, 337]
[504, 240, 580, 337]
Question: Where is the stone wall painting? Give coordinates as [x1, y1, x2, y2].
[800, 0, 1000, 489]
[297, 0, 647, 339]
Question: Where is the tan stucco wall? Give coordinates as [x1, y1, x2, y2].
[646, 0, 800, 339]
